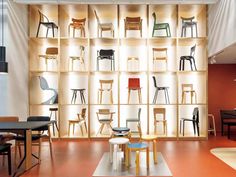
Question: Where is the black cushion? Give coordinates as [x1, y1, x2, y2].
[0, 143, 11, 152]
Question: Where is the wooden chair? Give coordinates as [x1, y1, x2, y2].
[69, 46, 85, 71]
[127, 57, 139, 71]
[180, 107, 199, 136]
[36, 10, 58, 38]
[97, 49, 115, 71]
[126, 108, 141, 133]
[124, 17, 142, 37]
[94, 10, 114, 38]
[96, 109, 115, 136]
[153, 108, 167, 135]
[127, 78, 142, 104]
[153, 48, 168, 71]
[208, 114, 216, 136]
[181, 84, 197, 104]
[152, 12, 171, 37]
[181, 16, 198, 38]
[98, 80, 113, 104]
[38, 47, 58, 71]
[152, 76, 170, 104]
[179, 44, 197, 71]
[68, 18, 86, 38]
[68, 108, 87, 136]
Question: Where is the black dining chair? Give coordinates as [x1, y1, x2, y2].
[97, 49, 115, 71]
[179, 44, 197, 71]
[180, 107, 199, 136]
[0, 137, 12, 176]
[152, 76, 170, 104]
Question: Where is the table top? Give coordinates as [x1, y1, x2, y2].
[0, 121, 51, 131]
[112, 127, 130, 133]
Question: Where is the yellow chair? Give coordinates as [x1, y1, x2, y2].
[38, 47, 58, 71]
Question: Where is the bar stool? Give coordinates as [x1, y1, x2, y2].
[127, 57, 139, 71]
[49, 108, 59, 136]
[109, 137, 129, 170]
[208, 114, 216, 136]
[153, 48, 168, 71]
[181, 84, 197, 104]
[71, 88, 86, 104]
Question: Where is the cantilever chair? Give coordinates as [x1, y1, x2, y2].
[126, 108, 141, 133]
[68, 18, 86, 38]
[69, 46, 85, 71]
[38, 76, 58, 105]
[36, 10, 58, 38]
[124, 17, 142, 37]
[97, 49, 115, 71]
[152, 12, 171, 37]
[181, 16, 198, 38]
[179, 44, 197, 71]
[38, 47, 58, 71]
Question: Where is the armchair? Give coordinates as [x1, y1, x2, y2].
[97, 49, 115, 71]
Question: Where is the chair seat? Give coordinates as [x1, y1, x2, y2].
[109, 137, 129, 145]
[157, 87, 169, 90]
[0, 143, 11, 152]
[129, 87, 141, 90]
[141, 135, 158, 141]
[181, 118, 196, 122]
[128, 142, 148, 150]
[183, 22, 197, 26]
[15, 134, 41, 141]
[113, 132, 130, 137]
[154, 23, 169, 29]
[180, 56, 194, 60]
[100, 23, 113, 29]
[41, 22, 58, 28]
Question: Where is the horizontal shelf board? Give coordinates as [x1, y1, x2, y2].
[177, 70, 207, 74]
[149, 104, 178, 106]
[120, 38, 147, 45]
[30, 104, 59, 106]
[90, 38, 119, 46]
[150, 71, 177, 74]
[60, 38, 89, 45]
[119, 104, 148, 105]
[119, 71, 147, 74]
[30, 37, 59, 45]
[178, 103, 207, 106]
[90, 71, 119, 74]
[60, 71, 89, 74]
[148, 37, 177, 45]
[60, 104, 88, 106]
[178, 37, 207, 46]
[89, 104, 119, 106]
[30, 70, 59, 73]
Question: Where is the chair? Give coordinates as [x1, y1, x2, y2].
[71, 88, 86, 104]
[153, 48, 168, 71]
[15, 116, 52, 162]
[208, 114, 216, 136]
[152, 76, 170, 104]
[180, 107, 199, 136]
[49, 108, 59, 136]
[153, 108, 167, 135]
[38, 76, 58, 105]
[181, 16, 198, 38]
[0, 142, 12, 175]
[137, 122, 158, 164]
[69, 46, 85, 71]
[68, 18, 86, 38]
[68, 108, 87, 136]
[181, 84, 197, 104]
[97, 80, 113, 104]
[127, 57, 139, 71]
[126, 108, 141, 133]
[124, 17, 142, 37]
[36, 10, 58, 38]
[179, 45, 197, 71]
[127, 78, 142, 104]
[94, 10, 114, 38]
[38, 47, 58, 71]
[96, 109, 115, 136]
[152, 12, 171, 37]
[220, 110, 236, 136]
[97, 49, 115, 71]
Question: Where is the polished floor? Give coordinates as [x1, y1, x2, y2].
[1, 136, 236, 177]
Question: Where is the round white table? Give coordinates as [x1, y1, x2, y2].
[109, 137, 129, 170]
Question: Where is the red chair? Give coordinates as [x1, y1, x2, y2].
[128, 78, 142, 103]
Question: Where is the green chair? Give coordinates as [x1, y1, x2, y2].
[152, 12, 171, 37]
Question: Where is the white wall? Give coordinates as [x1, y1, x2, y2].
[208, 0, 236, 57]
[0, 0, 28, 120]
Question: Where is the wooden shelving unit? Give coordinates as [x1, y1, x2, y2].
[28, 4, 208, 140]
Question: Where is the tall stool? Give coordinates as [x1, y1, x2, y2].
[181, 84, 197, 104]
[208, 114, 216, 136]
[71, 88, 86, 104]
[109, 137, 129, 170]
[49, 108, 59, 136]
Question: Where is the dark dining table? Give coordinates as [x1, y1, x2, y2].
[0, 121, 51, 176]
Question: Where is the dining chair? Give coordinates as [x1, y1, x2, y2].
[153, 48, 168, 71]
[97, 80, 113, 104]
[124, 17, 142, 37]
[38, 76, 58, 105]
[126, 108, 141, 133]
[94, 10, 114, 38]
[181, 16, 198, 38]
[152, 12, 171, 37]
[96, 109, 115, 136]
[152, 76, 170, 104]
[68, 18, 86, 38]
[36, 10, 58, 38]
[179, 44, 197, 71]
[69, 46, 85, 71]
[68, 108, 87, 136]
[0, 142, 12, 175]
[38, 47, 58, 71]
[49, 107, 59, 136]
[127, 57, 139, 71]
[97, 49, 115, 71]
[181, 84, 197, 104]
[127, 78, 142, 104]
[153, 108, 167, 135]
[71, 88, 86, 104]
[180, 107, 199, 136]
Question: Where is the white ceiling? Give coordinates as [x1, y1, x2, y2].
[13, 0, 218, 4]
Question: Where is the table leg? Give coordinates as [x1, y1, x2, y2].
[25, 129, 32, 170]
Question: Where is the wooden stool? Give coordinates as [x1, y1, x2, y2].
[49, 108, 59, 136]
[126, 142, 149, 175]
[71, 88, 86, 104]
[181, 84, 197, 104]
[109, 137, 129, 170]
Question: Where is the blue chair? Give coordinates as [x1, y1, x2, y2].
[38, 76, 58, 105]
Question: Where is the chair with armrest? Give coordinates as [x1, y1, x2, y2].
[97, 49, 115, 71]
[68, 18, 86, 38]
[124, 17, 142, 37]
[96, 109, 115, 136]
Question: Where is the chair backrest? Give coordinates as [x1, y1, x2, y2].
[94, 10, 101, 24]
[181, 16, 195, 23]
[153, 48, 168, 60]
[137, 122, 142, 138]
[182, 84, 193, 92]
[192, 107, 199, 122]
[128, 78, 140, 88]
[153, 108, 166, 121]
[78, 108, 86, 121]
[152, 12, 157, 24]
[27, 116, 50, 131]
[46, 47, 58, 55]
[152, 76, 157, 88]
[138, 108, 142, 121]
[99, 80, 113, 89]
[38, 76, 50, 90]
[220, 110, 236, 120]
[72, 18, 86, 25]
[79, 46, 85, 57]
[190, 44, 196, 57]
[125, 17, 141, 23]
[99, 49, 114, 57]
[38, 10, 49, 23]
[98, 109, 110, 114]
[0, 116, 19, 122]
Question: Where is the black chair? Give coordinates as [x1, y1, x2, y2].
[0, 141, 12, 176]
[152, 76, 170, 104]
[180, 107, 199, 136]
[36, 10, 58, 38]
[220, 110, 236, 136]
[97, 49, 115, 71]
[181, 16, 198, 38]
[126, 108, 141, 133]
[179, 44, 197, 71]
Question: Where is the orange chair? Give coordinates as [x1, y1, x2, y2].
[68, 18, 86, 38]
[127, 78, 142, 104]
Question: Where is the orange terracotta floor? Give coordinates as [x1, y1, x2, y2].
[1, 136, 236, 177]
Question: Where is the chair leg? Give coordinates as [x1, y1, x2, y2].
[68, 122, 71, 136]
[136, 151, 140, 175]
[152, 29, 155, 37]
[181, 27, 184, 37]
[183, 120, 185, 136]
[38, 138, 42, 163]
[193, 121, 196, 135]
[180, 120, 182, 134]
[110, 90, 113, 104]
[196, 122, 200, 136]
[179, 59, 182, 71]
[195, 24, 198, 37]
[46, 28, 49, 38]
[80, 125, 84, 136]
[153, 89, 158, 104]
[36, 23, 41, 37]
[192, 58, 197, 71]
[166, 89, 170, 104]
[191, 25, 193, 38]
[7, 147, 11, 175]
[138, 89, 142, 104]
[128, 90, 131, 104]
[73, 123, 75, 135]
[168, 24, 171, 37]
[153, 140, 157, 164]
[189, 60, 193, 71]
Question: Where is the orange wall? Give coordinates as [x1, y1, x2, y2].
[208, 64, 236, 133]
